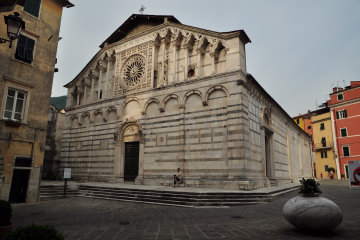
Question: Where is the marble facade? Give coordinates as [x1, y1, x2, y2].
[60, 14, 313, 190]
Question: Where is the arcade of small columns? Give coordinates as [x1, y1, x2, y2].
[151, 30, 228, 87]
[70, 28, 230, 107]
[71, 53, 116, 106]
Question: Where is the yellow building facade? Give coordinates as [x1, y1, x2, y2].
[293, 116, 305, 130]
[312, 112, 337, 179]
[0, 0, 73, 203]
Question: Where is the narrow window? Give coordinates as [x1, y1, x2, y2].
[15, 35, 35, 64]
[342, 146, 350, 157]
[3, 88, 27, 121]
[337, 109, 347, 119]
[188, 69, 195, 78]
[320, 123, 325, 130]
[321, 152, 324, 158]
[296, 119, 299, 124]
[337, 93, 343, 101]
[99, 90, 102, 100]
[23, 0, 42, 18]
[324, 165, 328, 171]
[153, 70, 158, 88]
[340, 128, 348, 137]
[321, 137, 326, 147]
[324, 151, 328, 158]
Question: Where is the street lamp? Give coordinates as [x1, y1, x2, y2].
[1, 12, 25, 48]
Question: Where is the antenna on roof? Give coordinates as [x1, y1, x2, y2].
[139, 5, 146, 14]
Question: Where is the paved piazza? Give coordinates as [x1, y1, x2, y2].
[12, 181, 360, 240]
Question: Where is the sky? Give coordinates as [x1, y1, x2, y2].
[52, 0, 360, 117]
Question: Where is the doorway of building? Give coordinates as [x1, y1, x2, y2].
[124, 141, 139, 181]
[265, 132, 271, 178]
[9, 169, 30, 203]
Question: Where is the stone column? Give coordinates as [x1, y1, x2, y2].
[184, 47, 188, 80]
[90, 78, 94, 102]
[151, 41, 157, 87]
[162, 40, 167, 86]
[172, 42, 177, 83]
[98, 70, 102, 100]
[197, 49, 202, 77]
[136, 136, 145, 184]
[106, 59, 110, 99]
[83, 85, 87, 104]
[210, 52, 215, 74]
[76, 94, 79, 106]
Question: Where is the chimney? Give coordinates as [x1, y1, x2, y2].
[338, 87, 343, 91]
[164, 17, 168, 23]
[332, 87, 338, 93]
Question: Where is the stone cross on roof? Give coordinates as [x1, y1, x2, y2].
[139, 5, 146, 14]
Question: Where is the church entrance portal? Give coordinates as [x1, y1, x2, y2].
[124, 141, 139, 181]
[265, 133, 271, 178]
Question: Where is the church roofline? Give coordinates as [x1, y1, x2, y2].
[64, 16, 251, 88]
[99, 14, 181, 48]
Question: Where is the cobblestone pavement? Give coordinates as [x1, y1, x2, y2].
[12, 181, 360, 240]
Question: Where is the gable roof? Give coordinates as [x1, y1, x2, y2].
[99, 14, 181, 48]
[64, 14, 251, 88]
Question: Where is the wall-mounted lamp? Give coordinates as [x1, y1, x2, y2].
[0, 12, 25, 48]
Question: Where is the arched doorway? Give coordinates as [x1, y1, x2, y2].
[122, 125, 140, 182]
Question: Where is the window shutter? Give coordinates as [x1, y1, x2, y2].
[336, 111, 339, 119]
[24, 0, 41, 17]
[25, 38, 35, 61]
[16, 35, 26, 58]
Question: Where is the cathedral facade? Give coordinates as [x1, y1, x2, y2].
[61, 14, 313, 190]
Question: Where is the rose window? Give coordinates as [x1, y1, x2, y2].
[122, 55, 145, 87]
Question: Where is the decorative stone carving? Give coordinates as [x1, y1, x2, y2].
[121, 54, 146, 87]
[113, 42, 153, 96]
[163, 59, 168, 85]
[123, 125, 140, 137]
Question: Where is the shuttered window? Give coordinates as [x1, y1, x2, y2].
[15, 35, 35, 64]
[23, 0, 41, 18]
[336, 109, 347, 119]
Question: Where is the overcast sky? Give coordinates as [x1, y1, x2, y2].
[52, 0, 360, 117]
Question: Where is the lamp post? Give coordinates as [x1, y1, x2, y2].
[0, 12, 25, 48]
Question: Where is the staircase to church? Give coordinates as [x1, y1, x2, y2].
[39, 184, 297, 207]
[39, 185, 78, 201]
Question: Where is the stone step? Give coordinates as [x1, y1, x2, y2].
[80, 191, 270, 203]
[39, 184, 297, 207]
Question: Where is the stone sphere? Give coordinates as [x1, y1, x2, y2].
[283, 195, 343, 231]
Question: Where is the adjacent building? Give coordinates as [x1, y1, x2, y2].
[43, 96, 66, 179]
[328, 82, 360, 179]
[60, 14, 313, 190]
[0, 0, 73, 203]
[311, 110, 337, 179]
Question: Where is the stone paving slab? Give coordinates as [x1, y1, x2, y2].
[12, 181, 360, 240]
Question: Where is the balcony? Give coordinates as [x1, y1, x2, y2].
[313, 143, 334, 151]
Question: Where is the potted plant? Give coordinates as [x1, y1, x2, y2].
[0, 200, 13, 240]
[283, 178, 343, 231]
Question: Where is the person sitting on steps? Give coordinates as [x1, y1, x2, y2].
[173, 168, 183, 187]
